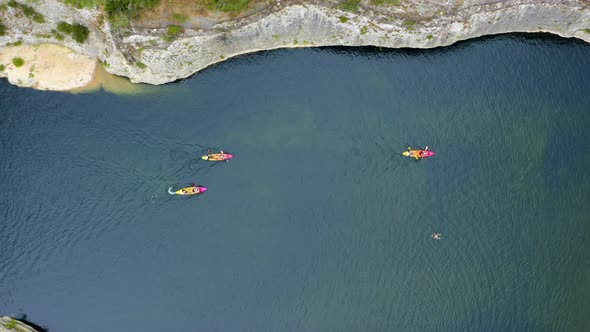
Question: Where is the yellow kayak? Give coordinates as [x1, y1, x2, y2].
[201, 152, 234, 161]
[402, 147, 435, 160]
[168, 185, 207, 195]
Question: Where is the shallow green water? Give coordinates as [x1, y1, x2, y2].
[1, 34, 589, 331]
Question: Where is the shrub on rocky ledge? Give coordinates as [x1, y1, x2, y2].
[105, 0, 160, 27]
[7, 1, 45, 23]
[403, 19, 417, 30]
[63, 0, 161, 28]
[32, 12, 45, 23]
[57, 21, 90, 44]
[339, 0, 360, 12]
[4, 319, 17, 329]
[165, 25, 182, 41]
[12, 57, 24, 67]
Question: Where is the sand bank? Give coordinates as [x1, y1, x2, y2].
[0, 44, 96, 91]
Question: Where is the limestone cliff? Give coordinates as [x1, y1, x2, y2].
[0, 0, 589, 90]
[0, 316, 38, 332]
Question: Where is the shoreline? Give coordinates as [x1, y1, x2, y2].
[69, 61, 150, 95]
[0, 44, 96, 91]
[0, 1, 589, 91]
[0, 32, 588, 93]
[0, 44, 150, 94]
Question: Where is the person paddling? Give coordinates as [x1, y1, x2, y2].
[420, 146, 429, 157]
[202, 150, 226, 160]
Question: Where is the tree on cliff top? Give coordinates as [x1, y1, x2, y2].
[63, 0, 161, 28]
[57, 21, 90, 43]
[64, 0, 160, 11]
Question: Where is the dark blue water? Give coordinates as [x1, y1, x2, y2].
[1, 34, 589, 332]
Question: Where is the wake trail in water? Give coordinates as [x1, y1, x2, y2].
[354, 135, 409, 175]
[148, 143, 228, 205]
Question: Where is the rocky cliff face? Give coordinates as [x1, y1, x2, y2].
[0, 0, 589, 90]
[0, 316, 39, 332]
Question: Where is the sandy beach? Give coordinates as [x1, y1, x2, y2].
[0, 44, 96, 91]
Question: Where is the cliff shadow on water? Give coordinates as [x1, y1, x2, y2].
[169, 32, 590, 83]
[318, 32, 590, 55]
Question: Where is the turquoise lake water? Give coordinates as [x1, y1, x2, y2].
[1, 34, 589, 331]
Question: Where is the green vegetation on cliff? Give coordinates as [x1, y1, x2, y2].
[57, 21, 90, 43]
[63, 0, 161, 28]
[62, 0, 252, 29]
[338, 0, 402, 12]
[165, 24, 182, 41]
[64, 0, 160, 12]
[104, 0, 160, 27]
[403, 19, 417, 30]
[172, 13, 188, 24]
[3, 318, 17, 329]
[339, 0, 360, 12]
[370, 0, 400, 5]
[206, 0, 249, 12]
[12, 57, 25, 67]
[63, 0, 100, 7]
[8, 0, 46, 23]
[0, 20, 6, 36]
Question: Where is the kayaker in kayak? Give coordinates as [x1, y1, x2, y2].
[403, 146, 434, 160]
[431, 233, 441, 240]
[202, 150, 225, 160]
[202, 150, 233, 161]
[169, 184, 207, 196]
[420, 146, 429, 157]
